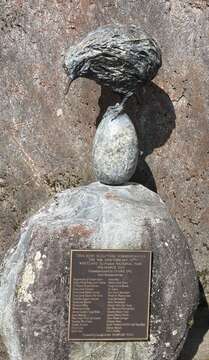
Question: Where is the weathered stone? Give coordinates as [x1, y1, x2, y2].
[0, 0, 208, 302]
[0, 1, 209, 358]
[0, 183, 199, 360]
[92, 103, 139, 184]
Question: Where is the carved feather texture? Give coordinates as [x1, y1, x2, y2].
[64, 24, 162, 96]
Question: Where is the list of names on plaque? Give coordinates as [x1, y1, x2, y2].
[68, 250, 152, 341]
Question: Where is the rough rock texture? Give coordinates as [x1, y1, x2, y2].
[0, 0, 208, 304]
[0, 1, 209, 359]
[0, 183, 199, 360]
[64, 24, 162, 96]
[92, 104, 139, 184]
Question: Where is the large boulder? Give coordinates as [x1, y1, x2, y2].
[0, 182, 199, 360]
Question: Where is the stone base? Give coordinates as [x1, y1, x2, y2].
[0, 182, 199, 360]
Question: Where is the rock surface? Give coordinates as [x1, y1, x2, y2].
[0, 183, 199, 360]
[0, 0, 208, 303]
[92, 104, 139, 184]
[0, 1, 209, 358]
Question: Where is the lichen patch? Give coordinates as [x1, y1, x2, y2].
[34, 251, 43, 271]
[18, 263, 35, 303]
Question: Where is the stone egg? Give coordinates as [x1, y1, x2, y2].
[92, 104, 139, 185]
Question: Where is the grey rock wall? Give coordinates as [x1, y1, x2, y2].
[0, 0, 208, 297]
[0, 0, 209, 358]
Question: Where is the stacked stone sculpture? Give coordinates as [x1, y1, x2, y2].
[64, 24, 161, 185]
[0, 24, 199, 360]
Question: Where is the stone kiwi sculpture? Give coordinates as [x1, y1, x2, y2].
[63, 24, 162, 98]
[64, 24, 162, 185]
[0, 24, 199, 360]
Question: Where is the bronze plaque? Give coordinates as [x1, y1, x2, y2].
[68, 250, 152, 341]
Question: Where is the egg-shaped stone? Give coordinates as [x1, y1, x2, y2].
[92, 104, 139, 185]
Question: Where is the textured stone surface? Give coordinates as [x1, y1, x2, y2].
[0, 0, 208, 297]
[0, 1, 209, 358]
[0, 183, 199, 360]
[92, 103, 138, 184]
[64, 24, 161, 96]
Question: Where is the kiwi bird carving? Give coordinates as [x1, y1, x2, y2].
[63, 24, 162, 98]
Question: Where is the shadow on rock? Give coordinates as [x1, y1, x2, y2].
[96, 83, 176, 192]
[96, 86, 121, 126]
[131, 157, 158, 193]
[178, 282, 209, 360]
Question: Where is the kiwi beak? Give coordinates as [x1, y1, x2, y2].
[64, 77, 73, 95]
